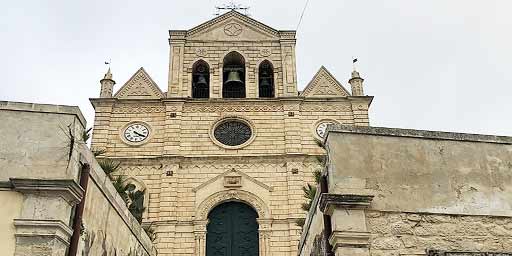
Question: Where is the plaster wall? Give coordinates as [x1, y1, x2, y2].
[0, 101, 85, 181]
[0, 190, 23, 256]
[326, 128, 512, 216]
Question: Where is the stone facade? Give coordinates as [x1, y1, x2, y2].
[298, 125, 512, 256]
[90, 10, 372, 256]
[0, 101, 156, 256]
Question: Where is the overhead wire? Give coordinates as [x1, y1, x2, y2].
[296, 0, 311, 32]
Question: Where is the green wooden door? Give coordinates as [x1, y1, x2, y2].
[206, 202, 259, 256]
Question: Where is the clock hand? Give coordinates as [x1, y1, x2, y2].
[133, 131, 147, 137]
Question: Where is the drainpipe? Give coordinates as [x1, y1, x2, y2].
[320, 174, 334, 256]
[68, 163, 90, 256]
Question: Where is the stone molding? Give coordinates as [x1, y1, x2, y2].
[319, 193, 374, 215]
[427, 251, 512, 256]
[328, 230, 370, 250]
[10, 178, 84, 205]
[326, 125, 512, 145]
[13, 219, 73, 245]
[0, 101, 86, 128]
[196, 189, 270, 220]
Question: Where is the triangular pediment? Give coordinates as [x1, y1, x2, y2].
[114, 68, 164, 99]
[193, 168, 273, 193]
[186, 10, 280, 41]
[300, 66, 351, 97]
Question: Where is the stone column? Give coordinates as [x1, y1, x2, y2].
[319, 194, 374, 256]
[194, 220, 208, 256]
[11, 178, 84, 256]
[257, 218, 272, 256]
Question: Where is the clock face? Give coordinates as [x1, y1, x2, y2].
[124, 123, 149, 143]
[316, 121, 335, 138]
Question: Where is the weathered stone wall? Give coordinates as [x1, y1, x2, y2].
[326, 126, 512, 216]
[0, 101, 157, 256]
[77, 146, 156, 256]
[366, 210, 512, 255]
[298, 126, 512, 256]
[0, 101, 86, 181]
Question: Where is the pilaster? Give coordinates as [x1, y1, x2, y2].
[283, 100, 302, 154]
[319, 193, 374, 256]
[10, 178, 84, 256]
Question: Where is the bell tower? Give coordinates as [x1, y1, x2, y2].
[166, 10, 298, 98]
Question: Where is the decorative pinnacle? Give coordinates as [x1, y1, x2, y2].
[351, 70, 360, 79]
[103, 67, 113, 80]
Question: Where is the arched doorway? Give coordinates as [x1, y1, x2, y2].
[206, 202, 259, 256]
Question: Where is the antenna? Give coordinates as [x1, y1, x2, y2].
[215, 1, 250, 16]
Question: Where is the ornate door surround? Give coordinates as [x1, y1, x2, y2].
[194, 190, 272, 256]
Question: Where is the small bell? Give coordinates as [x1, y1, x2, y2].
[260, 78, 271, 88]
[196, 75, 208, 87]
[224, 71, 243, 86]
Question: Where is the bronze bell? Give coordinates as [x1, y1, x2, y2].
[224, 71, 243, 86]
[196, 75, 208, 87]
[260, 78, 271, 87]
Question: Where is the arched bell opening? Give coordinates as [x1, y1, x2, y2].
[258, 60, 274, 98]
[206, 201, 259, 256]
[222, 51, 246, 98]
[192, 60, 210, 98]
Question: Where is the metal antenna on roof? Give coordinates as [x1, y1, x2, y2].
[215, 1, 250, 16]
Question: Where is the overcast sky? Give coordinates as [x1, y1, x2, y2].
[1, 0, 511, 135]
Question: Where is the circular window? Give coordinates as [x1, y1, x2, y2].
[214, 120, 252, 147]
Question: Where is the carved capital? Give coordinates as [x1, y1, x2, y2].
[319, 193, 373, 215]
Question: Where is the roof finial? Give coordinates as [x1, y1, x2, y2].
[351, 57, 360, 78]
[104, 59, 113, 80]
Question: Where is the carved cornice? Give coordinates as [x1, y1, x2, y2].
[328, 230, 370, 249]
[184, 104, 283, 112]
[319, 193, 374, 215]
[14, 219, 73, 245]
[10, 178, 84, 205]
[112, 104, 165, 114]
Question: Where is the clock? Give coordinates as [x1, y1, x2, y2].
[123, 123, 150, 143]
[315, 121, 337, 138]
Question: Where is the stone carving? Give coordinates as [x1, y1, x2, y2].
[196, 190, 269, 220]
[224, 175, 242, 188]
[184, 104, 283, 112]
[259, 48, 272, 57]
[195, 48, 208, 57]
[114, 68, 164, 99]
[301, 66, 350, 97]
[113, 105, 165, 114]
[300, 104, 352, 112]
[224, 23, 243, 36]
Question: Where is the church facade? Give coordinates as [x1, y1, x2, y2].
[90, 11, 371, 256]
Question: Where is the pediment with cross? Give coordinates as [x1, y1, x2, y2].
[300, 66, 351, 97]
[185, 10, 280, 41]
[114, 67, 164, 99]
